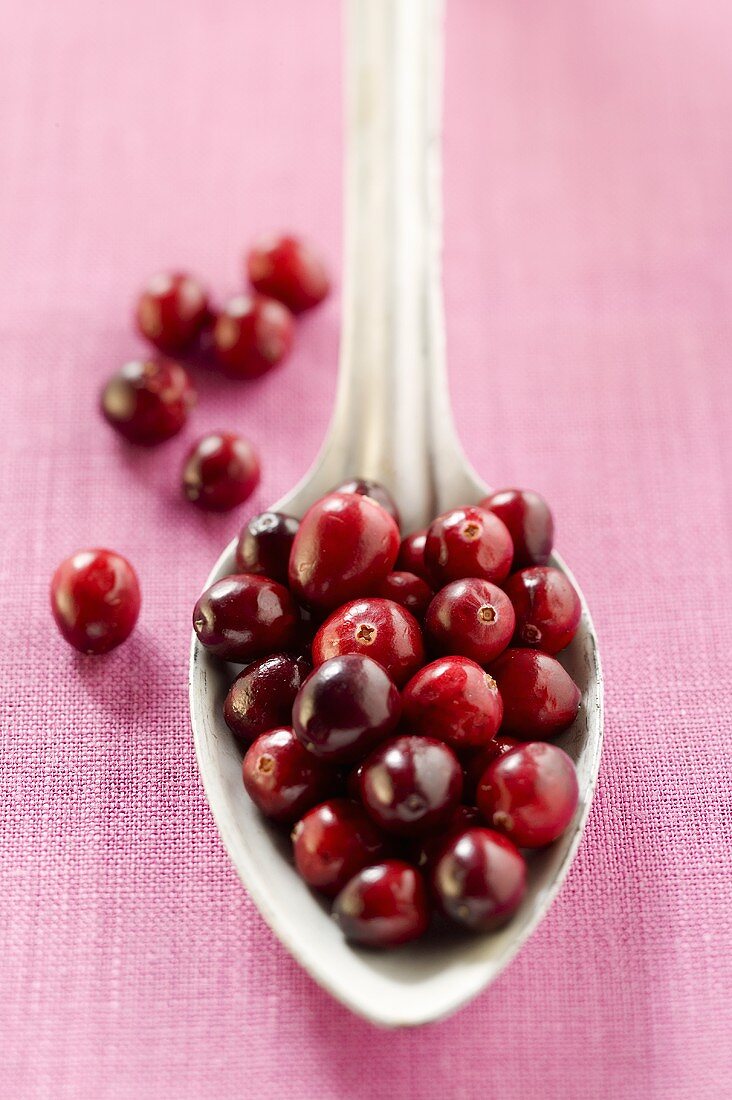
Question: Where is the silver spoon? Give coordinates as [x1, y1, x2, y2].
[189, 0, 603, 1027]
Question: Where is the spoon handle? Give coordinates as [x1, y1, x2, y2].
[316, 0, 479, 532]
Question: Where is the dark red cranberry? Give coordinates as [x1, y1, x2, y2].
[332, 861, 429, 948]
[331, 478, 400, 527]
[247, 234, 330, 313]
[100, 359, 195, 445]
[463, 734, 520, 802]
[135, 271, 209, 354]
[410, 805, 482, 870]
[193, 574, 299, 662]
[396, 529, 432, 584]
[292, 798, 386, 897]
[425, 506, 513, 586]
[430, 827, 526, 931]
[477, 742, 579, 848]
[223, 653, 310, 747]
[292, 654, 401, 764]
[235, 511, 299, 584]
[503, 566, 581, 654]
[425, 578, 515, 665]
[242, 727, 335, 823]
[182, 432, 260, 511]
[359, 735, 463, 837]
[312, 598, 424, 688]
[480, 488, 554, 569]
[212, 294, 294, 379]
[346, 761, 366, 801]
[489, 648, 581, 740]
[50, 548, 141, 655]
[401, 656, 503, 752]
[288, 492, 400, 612]
[373, 571, 432, 618]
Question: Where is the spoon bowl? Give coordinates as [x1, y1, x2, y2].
[189, 0, 604, 1026]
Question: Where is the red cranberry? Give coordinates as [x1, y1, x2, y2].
[463, 734, 520, 802]
[235, 511, 299, 585]
[489, 648, 581, 739]
[373, 571, 432, 618]
[359, 735, 463, 837]
[410, 805, 482, 870]
[212, 294, 294, 379]
[50, 548, 141, 655]
[425, 506, 513, 586]
[396, 529, 432, 584]
[288, 492, 400, 612]
[477, 742, 579, 848]
[401, 657, 503, 752]
[425, 578, 515, 665]
[346, 761, 366, 801]
[292, 798, 386, 897]
[193, 574, 299, 662]
[480, 488, 554, 569]
[242, 727, 335, 823]
[182, 432, 260, 511]
[332, 861, 429, 948]
[135, 271, 209, 354]
[292, 654, 401, 764]
[430, 827, 526, 931]
[312, 598, 424, 688]
[100, 359, 195, 445]
[247, 234, 330, 313]
[223, 653, 310, 747]
[331, 478, 400, 527]
[503, 566, 581, 654]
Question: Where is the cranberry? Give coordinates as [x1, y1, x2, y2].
[503, 566, 581, 654]
[247, 234, 330, 313]
[292, 654, 401, 764]
[193, 574, 299, 662]
[430, 827, 526, 931]
[212, 295, 294, 379]
[223, 653, 310, 747]
[332, 861, 429, 948]
[480, 488, 554, 569]
[410, 805, 482, 870]
[182, 432, 260, 511]
[396, 529, 432, 584]
[332, 478, 400, 527]
[425, 506, 513, 586]
[235, 511, 299, 584]
[425, 578, 515, 665]
[489, 648, 581, 739]
[292, 798, 386, 897]
[50, 548, 141, 655]
[462, 734, 520, 802]
[359, 735, 463, 837]
[373, 571, 432, 618]
[312, 598, 424, 688]
[135, 271, 209, 354]
[477, 742, 579, 848]
[100, 359, 195, 445]
[242, 727, 335, 823]
[288, 492, 400, 612]
[401, 656, 503, 752]
[346, 761, 366, 801]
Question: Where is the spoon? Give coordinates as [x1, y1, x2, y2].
[189, 0, 603, 1027]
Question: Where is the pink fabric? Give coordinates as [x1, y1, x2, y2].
[1, 0, 730, 1096]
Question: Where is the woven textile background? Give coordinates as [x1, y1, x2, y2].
[1, 1, 730, 1097]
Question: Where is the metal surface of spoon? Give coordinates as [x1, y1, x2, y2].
[189, 0, 603, 1027]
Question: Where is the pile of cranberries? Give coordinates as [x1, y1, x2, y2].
[51, 235, 330, 655]
[192, 481, 584, 949]
[101, 234, 330, 512]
